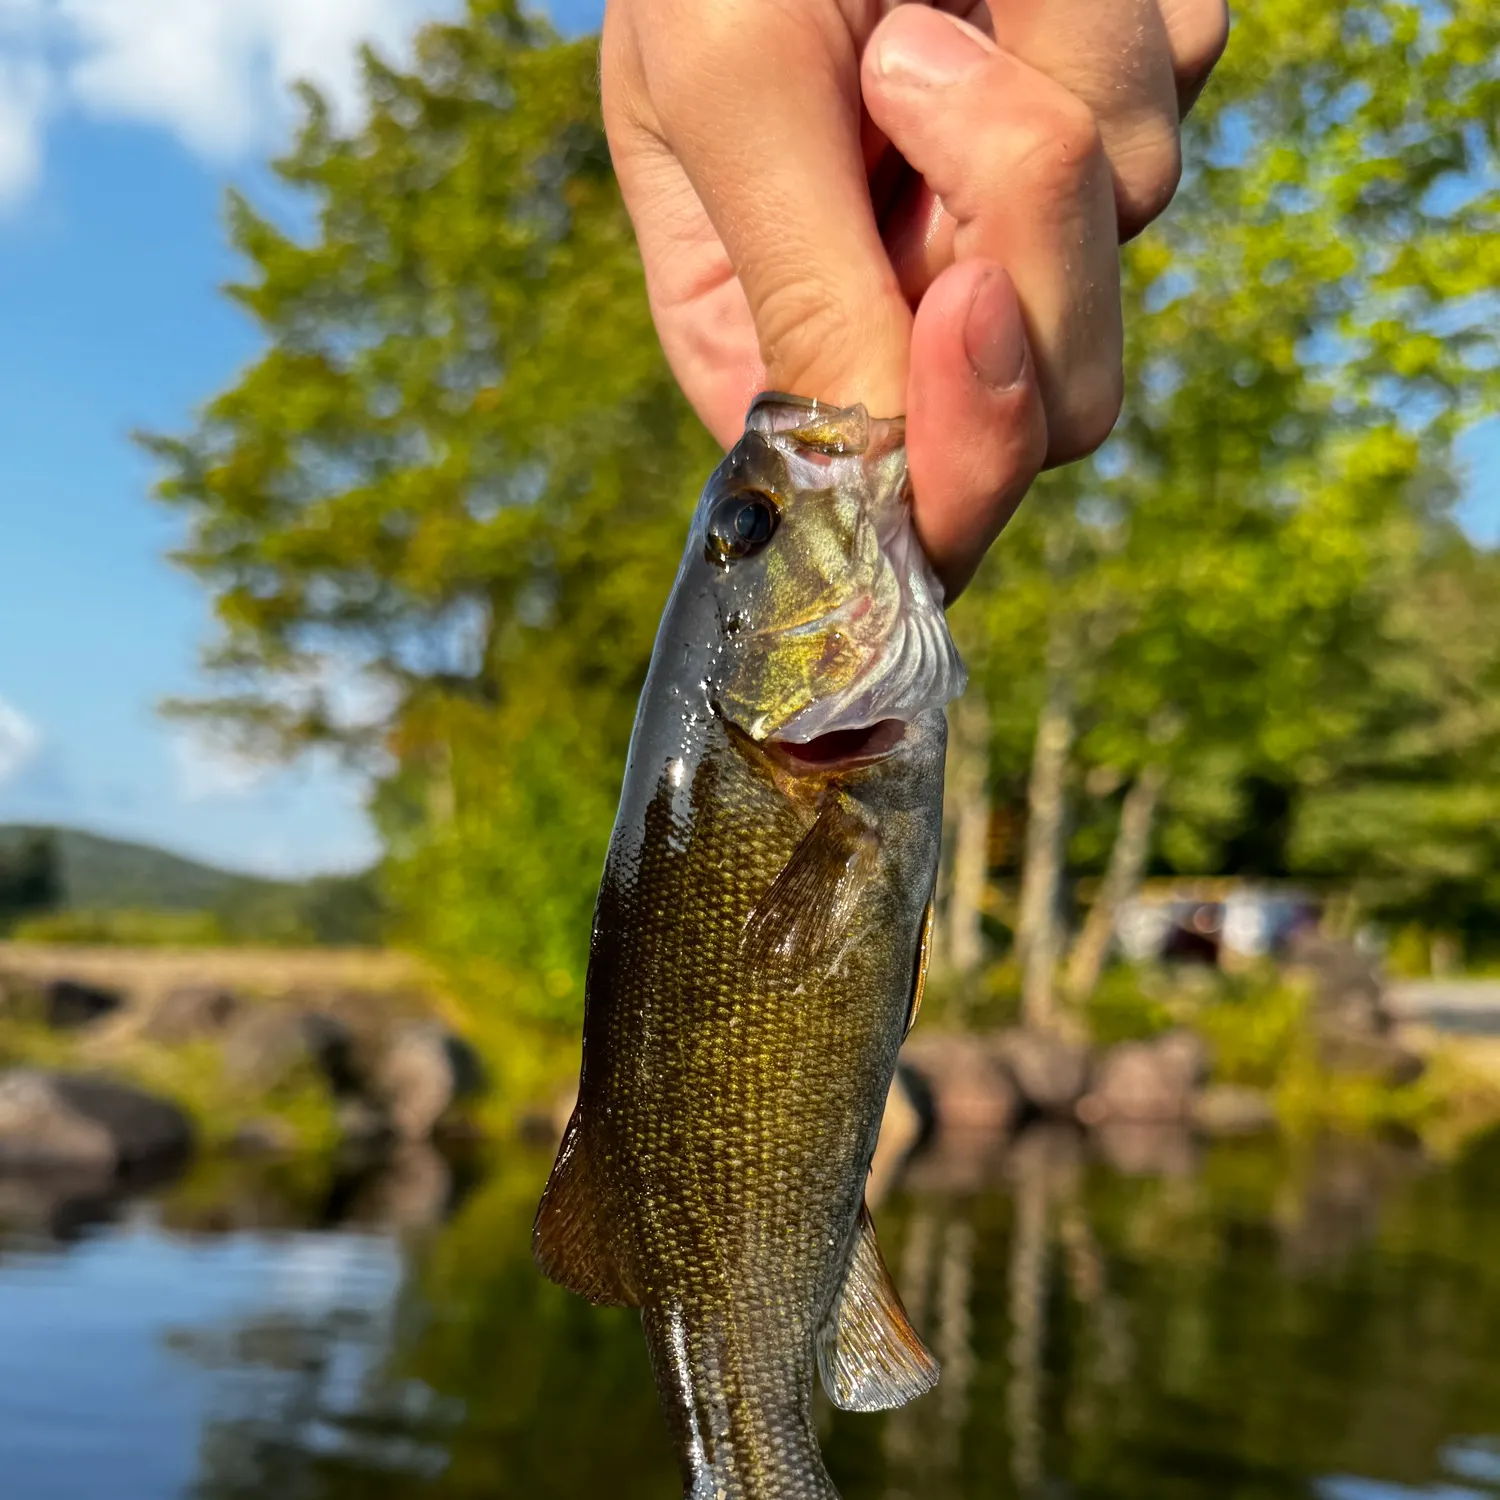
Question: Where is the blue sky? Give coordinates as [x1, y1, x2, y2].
[0, 1, 1495, 879]
[0, 0, 603, 877]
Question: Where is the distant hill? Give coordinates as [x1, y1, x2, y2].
[0, 824, 282, 911]
[0, 825, 384, 946]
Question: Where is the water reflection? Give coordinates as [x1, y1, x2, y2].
[0, 1125, 1497, 1500]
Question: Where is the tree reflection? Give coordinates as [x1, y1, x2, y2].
[150, 1127, 1500, 1500]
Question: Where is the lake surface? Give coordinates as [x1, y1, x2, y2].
[0, 1127, 1497, 1500]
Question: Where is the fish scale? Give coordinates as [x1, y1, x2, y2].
[536, 395, 959, 1498]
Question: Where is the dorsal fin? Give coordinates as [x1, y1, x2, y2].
[740, 794, 879, 970]
[533, 1106, 636, 1307]
[818, 1202, 939, 1411]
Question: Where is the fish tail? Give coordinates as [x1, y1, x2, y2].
[643, 1302, 841, 1500]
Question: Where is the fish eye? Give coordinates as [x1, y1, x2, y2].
[706, 491, 779, 564]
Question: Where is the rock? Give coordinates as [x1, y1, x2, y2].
[995, 1027, 1093, 1116]
[1317, 1029, 1426, 1087]
[868, 1065, 929, 1208]
[368, 1023, 487, 1142]
[0, 1168, 122, 1243]
[221, 1005, 331, 1092]
[45, 979, 125, 1031]
[143, 984, 240, 1044]
[899, 1033, 1022, 1136]
[1192, 1084, 1277, 1136]
[1152, 1028, 1212, 1090]
[335, 1098, 392, 1147]
[1077, 1030, 1206, 1126]
[0, 1069, 193, 1172]
[226, 1118, 298, 1157]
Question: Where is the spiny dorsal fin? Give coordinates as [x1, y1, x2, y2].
[905, 899, 934, 1039]
[740, 794, 879, 970]
[818, 1202, 939, 1411]
[533, 1106, 636, 1307]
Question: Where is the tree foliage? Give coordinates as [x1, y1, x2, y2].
[954, 0, 1500, 988]
[150, 0, 1500, 1050]
[146, 0, 715, 1030]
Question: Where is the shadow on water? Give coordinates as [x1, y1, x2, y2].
[2, 1124, 1499, 1500]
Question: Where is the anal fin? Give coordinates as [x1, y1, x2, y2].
[741, 794, 879, 969]
[533, 1106, 635, 1307]
[818, 1202, 939, 1411]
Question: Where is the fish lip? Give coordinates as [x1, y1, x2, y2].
[762, 718, 909, 772]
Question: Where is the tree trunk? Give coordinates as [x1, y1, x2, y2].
[1065, 764, 1167, 1004]
[939, 689, 991, 988]
[1016, 637, 1076, 1031]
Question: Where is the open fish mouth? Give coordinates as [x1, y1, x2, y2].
[770, 719, 909, 770]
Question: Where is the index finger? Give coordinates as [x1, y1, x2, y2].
[604, 0, 913, 418]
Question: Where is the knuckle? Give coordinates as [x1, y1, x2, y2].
[1050, 363, 1124, 465]
[752, 271, 874, 396]
[1004, 92, 1107, 200]
[1163, 0, 1232, 86]
[1114, 118, 1184, 236]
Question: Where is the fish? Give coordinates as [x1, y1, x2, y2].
[534, 392, 966, 1499]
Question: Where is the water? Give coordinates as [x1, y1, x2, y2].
[0, 1129, 1497, 1500]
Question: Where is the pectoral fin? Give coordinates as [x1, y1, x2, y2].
[741, 794, 879, 970]
[533, 1107, 636, 1307]
[818, 1202, 940, 1411]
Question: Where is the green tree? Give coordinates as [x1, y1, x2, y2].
[0, 829, 61, 930]
[146, 1, 716, 1075]
[954, 0, 1500, 1012]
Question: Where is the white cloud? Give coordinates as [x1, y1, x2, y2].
[0, 0, 461, 204]
[171, 728, 270, 802]
[0, 53, 49, 202]
[0, 694, 42, 784]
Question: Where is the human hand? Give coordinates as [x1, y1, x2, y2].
[601, 0, 1228, 596]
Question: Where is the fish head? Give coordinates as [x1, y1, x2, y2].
[695, 393, 966, 753]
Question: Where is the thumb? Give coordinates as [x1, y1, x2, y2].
[908, 260, 1048, 599]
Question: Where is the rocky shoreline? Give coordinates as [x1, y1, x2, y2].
[0, 947, 484, 1175]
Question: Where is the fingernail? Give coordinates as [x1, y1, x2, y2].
[964, 268, 1026, 391]
[873, 10, 996, 87]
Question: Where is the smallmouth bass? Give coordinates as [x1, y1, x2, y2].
[535, 394, 966, 1498]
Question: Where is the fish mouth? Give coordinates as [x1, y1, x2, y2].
[768, 718, 907, 770]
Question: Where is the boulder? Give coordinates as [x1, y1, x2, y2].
[1152, 1028, 1211, 1090]
[45, 979, 125, 1031]
[994, 1027, 1093, 1116]
[221, 1005, 332, 1092]
[899, 1033, 1021, 1136]
[368, 1023, 488, 1141]
[0, 1069, 193, 1172]
[143, 984, 240, 1044]
[1077, 1030, 1206, 1126]
[1192, 1084, 1277, 1136]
